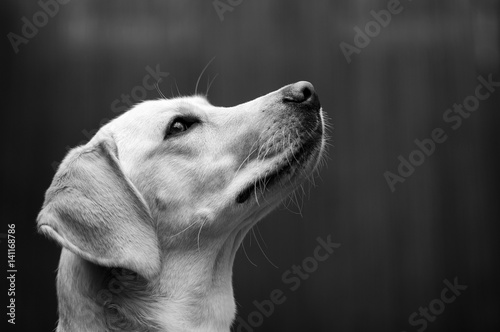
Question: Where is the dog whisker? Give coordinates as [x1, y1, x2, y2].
[194, 56, 216, 95]
[278, 189, 297, 215]
[253, 179, 260, 206]
[291, 190, 303, 216]
[254, 225, 268, 249]
[155, 79, 167, 99]
[167, 221, 198, 238]
[170, 84, 176, 98]
[252, 228, 278, 269]
[257, 129, 279, 160]
[206, 73, 219, 96]
[233, 140, 260, 179]
[173, 77, 181, 97]
[299, 184, 307, 201]
[284, 132, 296, 188]
[196, 217, 209, 251]
[241, 241, 257, 267]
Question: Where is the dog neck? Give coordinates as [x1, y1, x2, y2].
[55, 233, 240, 332]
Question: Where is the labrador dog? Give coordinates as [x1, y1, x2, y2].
[37, 81, 326, 332]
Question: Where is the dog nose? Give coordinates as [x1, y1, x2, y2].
[282, 81, 321, 110]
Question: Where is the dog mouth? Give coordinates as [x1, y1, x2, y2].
[235, 133, 321, 204]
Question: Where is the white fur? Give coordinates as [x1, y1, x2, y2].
[38, 82, 325, 331]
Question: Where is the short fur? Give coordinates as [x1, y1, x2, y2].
[37, 81, 325, 331]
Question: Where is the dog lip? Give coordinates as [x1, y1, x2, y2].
[235, 163, 291, 204]
[235, 134, 320, 204]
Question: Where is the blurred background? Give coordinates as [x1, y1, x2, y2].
[2, 0, 499, 331]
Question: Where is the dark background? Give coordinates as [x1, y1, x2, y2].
[2, 0, 499, 331]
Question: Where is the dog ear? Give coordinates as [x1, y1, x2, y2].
[37, 138, 161, 279]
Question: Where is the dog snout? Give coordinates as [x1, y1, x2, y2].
[282, 81, 321, 110]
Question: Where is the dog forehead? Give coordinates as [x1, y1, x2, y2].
[100, 97, 241, 148]
[108, 98, 201, 128]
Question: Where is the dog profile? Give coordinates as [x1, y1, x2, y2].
[37, 81, 326, 331]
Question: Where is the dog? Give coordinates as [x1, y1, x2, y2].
[37, 81, 326, 332]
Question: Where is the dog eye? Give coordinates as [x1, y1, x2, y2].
[165, 117, 197, 138]
[170, 121, 188, 134]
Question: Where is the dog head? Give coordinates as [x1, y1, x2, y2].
[37, 81, 325, 279]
